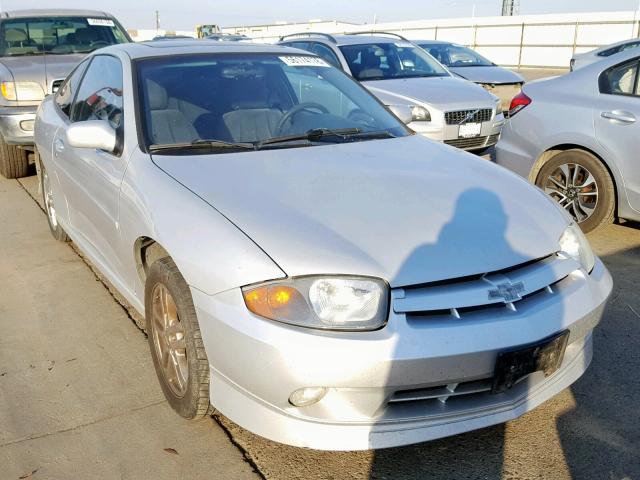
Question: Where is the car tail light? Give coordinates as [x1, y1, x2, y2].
[509, 91, 532, 117]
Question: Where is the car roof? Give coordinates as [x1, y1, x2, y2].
[574, 44, 640, 74]
[591, 37, 640, 55]
[280, 33, 409, 46]
[1, 9, 113, 19]
[96, 40, 309, 59]
[413, 40, 453, 45]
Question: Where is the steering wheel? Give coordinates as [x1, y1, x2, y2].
[275, 102, 329, 135]
[90, 40, 110, 48]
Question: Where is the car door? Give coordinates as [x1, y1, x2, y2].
[51, 54, 127, 276]
[41, 59, 90, 226]
[593, 57, 640, 211]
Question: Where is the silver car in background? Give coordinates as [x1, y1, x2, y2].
[279, 32, 504, 152]
[35, 41, 611, 450]
[497, 48, 640, 233]
[0, 9, 130, 179]
[570, 38, 640, 71]
[416, 40, 524, 112]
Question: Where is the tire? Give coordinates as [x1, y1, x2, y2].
[0, 135, 29, 179]
[39, 159, 69, 242]
[145, 257, 212, 419]
[536, 149, 615, 233]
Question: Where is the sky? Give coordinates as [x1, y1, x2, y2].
[2, 0, 640, 30]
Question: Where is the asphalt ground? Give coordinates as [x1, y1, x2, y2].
[2, 68, 638, 480]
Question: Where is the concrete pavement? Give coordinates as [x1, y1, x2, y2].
[0, 175, 259, 479]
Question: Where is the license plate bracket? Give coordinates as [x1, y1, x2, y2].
[491, 331, 569, 394]
[458, 122, 482, 138]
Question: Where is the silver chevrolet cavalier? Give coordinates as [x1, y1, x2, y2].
[34, 41, 612, 451]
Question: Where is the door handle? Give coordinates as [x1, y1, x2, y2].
[54, 137, 65, 154]
[601, 110, 636, 124]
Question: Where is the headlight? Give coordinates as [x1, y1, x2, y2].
[410, 105, 431, 122]
[0, 81, 45, 101]
[559, 223, 595, 273]
[242, 276, 389, 331]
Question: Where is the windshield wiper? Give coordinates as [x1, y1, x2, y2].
[149, 139, 255, 153]
[255, 128, 366, 149]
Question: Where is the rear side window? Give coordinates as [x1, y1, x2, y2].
[310, 42, 341, 68]
[599, 60, 639, 96]
[54, 60, 89, 118]
[598, 41, 640, 58]
[71, 55, 124, 130]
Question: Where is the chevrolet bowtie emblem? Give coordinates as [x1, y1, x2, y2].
[488, 281, 525, 303]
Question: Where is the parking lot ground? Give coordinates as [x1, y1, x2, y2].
[0, 176, 258, 479]
[3, 164, 640, 479]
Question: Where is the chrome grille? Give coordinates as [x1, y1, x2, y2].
[394, 254, 579, 321]
[445, 108, 493, 125]
[444, 136, 488, 150]
[487, 133, 500, 146]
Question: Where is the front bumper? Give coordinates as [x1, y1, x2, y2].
[193, 258, 612, 450]
[411, 114, 505, 152]
[0, 106, 37, 145]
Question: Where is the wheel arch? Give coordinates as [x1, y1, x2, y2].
[530, 143, 620, 218]
[134, 236, 171, 285]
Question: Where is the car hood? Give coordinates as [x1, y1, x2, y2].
[363, 76, 497, 110]
[0, 53, 85, 95]
[449, 66, 524, 84]
[152, 135, 567, 287]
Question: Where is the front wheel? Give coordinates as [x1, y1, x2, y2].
[0, 135, 29, 179]
[145, 257, 212, 419]
[40, 159, 69, 242]
[536, 149, 615, 233]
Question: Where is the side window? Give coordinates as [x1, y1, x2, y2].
[55, 60, 89, 118]
[310, 43, 341, 68]
[71, 55, 124, 130]
[600, 60, 639, 96]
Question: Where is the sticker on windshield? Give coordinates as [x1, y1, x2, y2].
[87, 18, 115, 27]
[395, 42, 414, 48]
[279, 56, 330, 67]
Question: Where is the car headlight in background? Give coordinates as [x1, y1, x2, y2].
[0, 81, 45, 101]
[410, 105, 431, 122]
[242, 276, 389, 331]
[559, 223, 595, 273]
[494, 98, 503, 115]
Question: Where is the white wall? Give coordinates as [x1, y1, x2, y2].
[223, 10, 640, 68]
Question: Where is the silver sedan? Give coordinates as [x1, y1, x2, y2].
[496, 48, 640, 233]
[35, 41, 611, 450]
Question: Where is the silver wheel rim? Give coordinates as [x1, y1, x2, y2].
[42, 168, 58, 228]
[543, 163, 598, 223]
[151, 283, 188, 398]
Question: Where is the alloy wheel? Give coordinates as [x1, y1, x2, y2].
[151, 283, 189, 397]
[543, 163, 598, 223]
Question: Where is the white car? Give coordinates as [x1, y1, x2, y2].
[34, 40, 611, 451]
[570, 38, 640, 71]
[279, 33, 505, 152]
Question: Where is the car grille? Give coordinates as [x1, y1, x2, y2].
[51, 79, 64, 94]
[445, 108, 493, 125]
[444, 136, 489, 150]
[389, 378, 493, 405]
[393, 253, 579, 322]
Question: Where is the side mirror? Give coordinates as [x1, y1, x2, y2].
[66, 120, 117, 153]
[387, 104, 413, 125]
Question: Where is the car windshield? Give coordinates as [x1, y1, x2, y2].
[136, 53, 409, 153]
[0, 16, 129, 56]
[339, 42, 449, 81]
[419, 43, 494, 68]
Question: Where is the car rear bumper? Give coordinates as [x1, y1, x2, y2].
[0, 106, 37, 145]
[193, 258, 612, 450]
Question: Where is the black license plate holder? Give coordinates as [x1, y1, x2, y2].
[491, 331, 570, 394]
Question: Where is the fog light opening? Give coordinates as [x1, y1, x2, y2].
[20, 119, 34, 132]
[288, 387, 327, 407]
